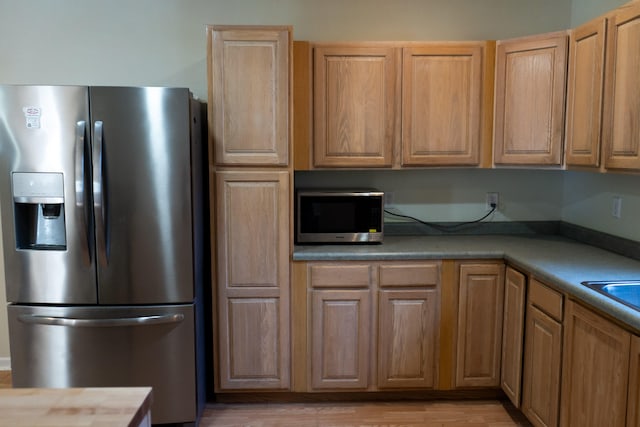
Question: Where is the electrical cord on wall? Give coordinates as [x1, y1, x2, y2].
[384, 203, 497, 232]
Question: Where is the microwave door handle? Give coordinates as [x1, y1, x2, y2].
[93, 120, 108, 266]
[17, 313, 185, 327]
[74, 121, 91, 265]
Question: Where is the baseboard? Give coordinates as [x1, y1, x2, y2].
[0, 357, 10, 371]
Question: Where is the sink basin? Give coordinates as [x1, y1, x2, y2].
[582, 281, 640, 311]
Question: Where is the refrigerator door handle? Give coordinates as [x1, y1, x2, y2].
[93, 120, 108, 266]
[75, 121, 91, 265]
[17, 313, 185, 327]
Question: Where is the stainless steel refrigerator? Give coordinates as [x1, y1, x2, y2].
[0, 85, 206, 425]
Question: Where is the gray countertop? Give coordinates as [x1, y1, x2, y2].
[293, 235, 640, 332]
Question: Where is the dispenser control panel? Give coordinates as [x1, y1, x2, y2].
[12, 172, 64, 203]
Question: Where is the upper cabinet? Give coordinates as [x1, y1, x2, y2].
[313, 45, 399, 168]
[208, 26, 291, 166]
[309, 42, 494, 168]
[494, 31, 568, 166]
[602, 2, 640, 170]
[565, 17, 607, 168]
[402, 43, 494, 166]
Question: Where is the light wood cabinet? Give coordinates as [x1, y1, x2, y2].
[500, 267, 526, 407]
[313, 44, 399, 168]
[521, 279, 564, 427]
[207, 26, 290, 166]
[560, 300, 630, 427]
[215, 170, 290, 390]
[565, 17, 607, 167]
[602, 2, 640, 170]
[455, 262, 505, 388]
[310, 42, 494, 168]
[628, 335, 640, 427]
[310, 289, 372, 389]
[494, 32, 568, 166]
[304, 261, 440, 391]
[401, 42, 493, 166]
[378, 263, 440, 389]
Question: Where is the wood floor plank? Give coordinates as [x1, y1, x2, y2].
[199, 400, 531, 426]
[0, 371, 530, 426]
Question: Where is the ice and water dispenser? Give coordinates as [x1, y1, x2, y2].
[12, 172, 66, 250]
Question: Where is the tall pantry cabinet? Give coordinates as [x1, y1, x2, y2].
[207, 26, 292, 391]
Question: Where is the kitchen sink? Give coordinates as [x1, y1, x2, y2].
[582, 281, 640, 311]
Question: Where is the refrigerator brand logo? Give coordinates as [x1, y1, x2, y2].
[22, 106, 41, 129]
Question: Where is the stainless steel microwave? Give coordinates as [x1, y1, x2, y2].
[296, 190, 384, 243]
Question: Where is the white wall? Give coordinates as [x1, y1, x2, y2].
[0, 0, 572, 102]
[296, 169, 564, 223]
[562, 171, 640, 241]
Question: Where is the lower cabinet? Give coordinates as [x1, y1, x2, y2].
[500, 266, 527, 407]
[521, 279, 563, 427]
[214, 171, 291, 390]
[306, 261, 441, 391]
[560, 300, 631, 427]
[310, 289, 372, 389]
[455, 261, 505, 388]
[628, 335, 640, 427]
[378, 289, 438, 388]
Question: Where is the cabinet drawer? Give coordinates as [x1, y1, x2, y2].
[529, 279, 563, 321]
[379, 262, 440, 287]
[309, 264, 373, 288]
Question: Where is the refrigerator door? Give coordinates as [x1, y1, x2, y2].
[0, 85, 97, 304]
[8, 303, 198, 425]
[89, 87, 194, 304]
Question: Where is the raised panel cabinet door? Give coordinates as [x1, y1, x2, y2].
[628, 335, 640, 427]
[500, 267, 526, 407]
[378, 288, 439, 389]
[565, 17, 607, 167]
[219, 297, 288, 389]
[208, 26, 290, 165]
[402, 43, 485, 166]
[310, 289, 371, 389]
[603, 2, 640, 170]
[313, 45, 400, 167]
[455, 262, 505, 388]
[521, 305, 562, 427]
[216, 171, 289, 289]
[560, 301, 631, 427]
[215, 171, 290, 390]
[494, 32, 568, 166]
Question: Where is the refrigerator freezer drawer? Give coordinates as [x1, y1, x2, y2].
[8, 303, 198, 425]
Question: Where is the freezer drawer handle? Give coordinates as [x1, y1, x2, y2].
[17, 313, 185, 327]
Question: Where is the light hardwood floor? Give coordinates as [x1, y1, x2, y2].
[0, 371, 530, 426]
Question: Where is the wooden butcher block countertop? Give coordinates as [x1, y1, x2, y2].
[0, 387, 152, 427]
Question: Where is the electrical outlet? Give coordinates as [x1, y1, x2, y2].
[486, 192, 499, 210]
[612, 196, 622, 219]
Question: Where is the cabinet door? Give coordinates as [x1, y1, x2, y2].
[378, 288, 438, 389]
[628, 334, 640, 427]
[560, 301, 630, 427]
[208, 26, 290, 165]
[521, 305, 562, 427]
[310, 289, 371, 389]
[455, 262, 505, 388]
[565, 18, 607, 167]
[494, 32, 568, 166]
[402, 43, 486, 166]
[215, 171, 290, 389]
[602, 2, 640, 170]
[500, 267, 526, 407]
[313, 45, 399, 167]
